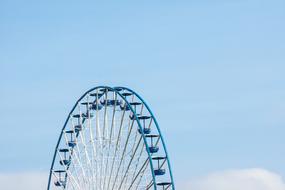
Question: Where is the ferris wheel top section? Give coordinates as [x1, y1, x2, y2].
[47, 86, 175, 190]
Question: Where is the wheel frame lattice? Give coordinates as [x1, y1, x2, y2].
[47, 86, 175, 190]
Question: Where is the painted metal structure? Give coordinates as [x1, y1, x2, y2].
[47, 86, 175, 190]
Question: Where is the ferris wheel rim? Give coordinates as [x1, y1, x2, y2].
[47, 86, 175, 190]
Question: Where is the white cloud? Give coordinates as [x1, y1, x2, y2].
[0, 172, 47, 190]
[181, 168, 285, 190]
[1, 168, 284, 190]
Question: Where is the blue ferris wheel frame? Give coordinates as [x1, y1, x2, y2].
[47, 86, 175, 190]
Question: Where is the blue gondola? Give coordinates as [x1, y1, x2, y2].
[154, 168, 166, 176]
[59, 149, 69, 153]
[130, 102, 142, 106]
[113, 87, 123, 91]
[157, 182, 172, 189]
[89, 92, 104, 97]
[91, 104, 103, 110]
[120, 104, 130, 111]
[54, 170, 65, 173]
[100, 99, 121, 106]
[129, 114, 140, 120]
[60, 159, 70, 166]
[99, 88, 111, 92]
[53, 170, 66, 186]
[72, 114, 81, 118]
[152, 156, 167, 176]
[82, 112, 94, 118]
[138, 127, 151, 134]
[121, 92, 133, 97]
[74, 124, 82, 132]
[81, 101, 94, 105]
[138, 115, 151, 120]
[65, 130, 74, 134]
[54, 180, 66, 187]
[145, 134, 160, 138]
[68, 140, 76, 148]
[148, 146, 159, 153]
[152, 156, 166, 161]
[157, 182, 172, 186]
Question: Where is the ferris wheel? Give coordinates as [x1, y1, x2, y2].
[47, 86, 175, 190]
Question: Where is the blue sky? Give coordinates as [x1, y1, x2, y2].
[1, 0, 285, 188]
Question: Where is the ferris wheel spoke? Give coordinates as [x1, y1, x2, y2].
[72, 145, 90, 190]
[65, 169, 82, 190]
[117, 136, 143, 190]
[111, 119, 135, 190]
[85, 95, 98, 190]
[133, 137, 161, 190]
[77, 124, 93, 189]
[110, 97, 144, 190]
[119, 129, 143, 189]
[69, 121, 90, 189]
[82, 103, 100, 190]
[106, 107, 126, 190]
[127, 158, 149, 190]
[74, 112, 94, 189]
[95, 89, 103, 146]
[69, 164, 84, 190]
[146, 181, 154, 190]
[133, 143, 146, 180]
[124, 142, 145, 190]
[95, 89, 103, 189]
[135, 160, 151, 190]
[99, 90, 108, 190]
[102, 92, 118, 190]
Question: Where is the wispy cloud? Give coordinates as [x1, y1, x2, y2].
[180, 168, 285, 190]
[0, 172, 47, 190]
[1, 168, 284, 190]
